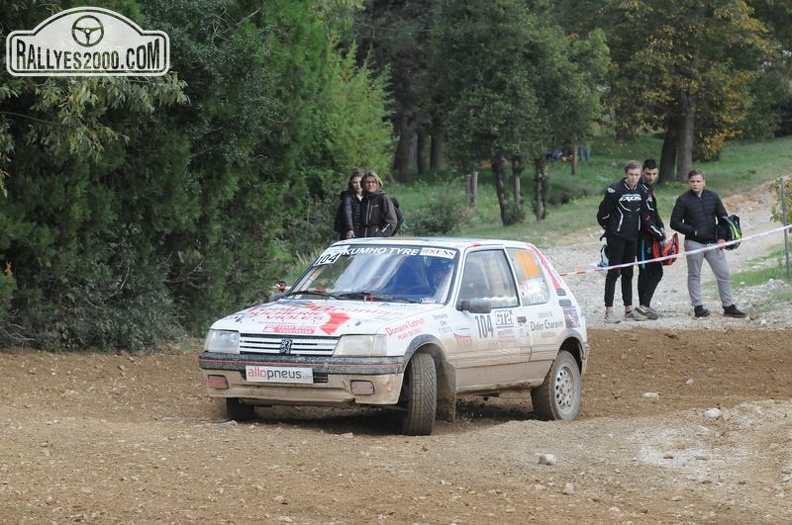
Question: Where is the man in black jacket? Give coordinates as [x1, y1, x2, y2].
[636, 159, 666, 319]
[597, 160, 663, 323]
[669, 169, 746, 318]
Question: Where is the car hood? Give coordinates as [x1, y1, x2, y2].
[211, 299, 444, 337]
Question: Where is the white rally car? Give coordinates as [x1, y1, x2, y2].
[199, 237, 589, 435]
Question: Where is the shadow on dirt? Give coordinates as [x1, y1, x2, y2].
[218, 395, 539, 436]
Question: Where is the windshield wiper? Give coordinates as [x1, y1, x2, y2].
[283, 289, 338, 299]
[335, 291, 421, 304]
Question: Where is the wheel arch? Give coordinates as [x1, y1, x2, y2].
[560, 332, 588, 375]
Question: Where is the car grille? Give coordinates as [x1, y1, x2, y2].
[239, 334, 339, 356]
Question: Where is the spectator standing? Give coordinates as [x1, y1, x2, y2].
[361, 170, 399, 237]
[669, 169, 746, 318]
[596, 160, 660, 323]
[335, 168, 365, 239]
[578, 144, 591, 161]
[636, 159, 667, 319]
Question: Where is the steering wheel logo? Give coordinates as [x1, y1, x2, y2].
[71, 15, 104, 47]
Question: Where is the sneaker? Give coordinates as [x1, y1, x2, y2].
[723, 304, 747, 318]
[624, 309, 646, 321]
[636, 305, 659, 320]
[604, 311, 621, 324]
[694, 305, 710, 318]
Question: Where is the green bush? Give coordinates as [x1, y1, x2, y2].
[547, 171, 600, 205]
[401, 182, 470, 236]
[14, 241, 184, 351]
[772, 177, 792, 226]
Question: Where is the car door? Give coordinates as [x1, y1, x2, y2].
[507, 246, 567, 384]
[447, 248, 529, 391]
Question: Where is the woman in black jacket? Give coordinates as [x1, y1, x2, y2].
[335, 168, 365, 240]
[361, 170, 399, 237]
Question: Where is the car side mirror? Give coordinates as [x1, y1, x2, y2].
[456, 299, 492, 314]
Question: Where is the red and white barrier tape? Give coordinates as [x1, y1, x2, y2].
[559, 224, 792, 277]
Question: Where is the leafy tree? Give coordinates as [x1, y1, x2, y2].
[744, 0, 792, 139]
[1, 1, 190, 347]
[1, 0, 393, 348]
[254, 0, 393, 255]
[424, 0, 608, 223]
[750, 0, 792, 50]
[137, 0, 294, 333]
[576, 0, 776, 182]
[354, 0, 439, 181]
[125, 0, 391, 333]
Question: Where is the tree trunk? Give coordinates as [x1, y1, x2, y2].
[492, 155, 510, 225]
[416, 128, 427, 176]
[570, 145, 578, 176]
[533, 156, 549, 221]
[659, 122, 677, 185]
[675, 92, 696, 181]
[512, 154, 523, 209]
[392, 114, 414, 183]
[465, 164, 478, 207]
[429, 132, 443, 172]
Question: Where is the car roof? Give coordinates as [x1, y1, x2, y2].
[331, 237, 539, 251]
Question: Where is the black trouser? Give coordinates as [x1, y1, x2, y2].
[604, 234, 636, 308]
[637, 236, 663, 308]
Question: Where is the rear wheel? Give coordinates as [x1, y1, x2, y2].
[531, 350, 581, 421]
[226, 398, 255, 421]
[399, 353, 437, 435]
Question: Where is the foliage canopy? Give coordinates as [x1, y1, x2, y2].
[0, 0, 392, 349]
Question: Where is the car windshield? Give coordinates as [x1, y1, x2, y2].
[286, 244, 459, 304]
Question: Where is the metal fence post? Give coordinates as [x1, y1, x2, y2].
[781, 177, 791, 280]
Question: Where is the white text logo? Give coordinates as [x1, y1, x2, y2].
[6, 7, 170, 77]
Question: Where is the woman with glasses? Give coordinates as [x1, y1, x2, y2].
[361, 170, 399, 237]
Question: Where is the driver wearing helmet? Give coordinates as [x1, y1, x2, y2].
[426, 259, 453, 301]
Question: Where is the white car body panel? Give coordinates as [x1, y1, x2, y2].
[199, 237, 589, 418]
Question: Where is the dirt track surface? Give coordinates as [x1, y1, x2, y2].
[2, 328, 790, 524]
[3, 181, 791, 524]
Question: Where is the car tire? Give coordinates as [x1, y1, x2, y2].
[399, 353, 437, 436]
[531, 350, 581, 421]
[226, 398, 255, 421]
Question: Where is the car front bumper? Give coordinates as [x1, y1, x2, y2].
[198, 352, 406, 407]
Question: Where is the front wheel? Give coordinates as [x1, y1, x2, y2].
[399, 353, 437, 436]
[531, 350, 582, 421]
[226, 398, 255, 421]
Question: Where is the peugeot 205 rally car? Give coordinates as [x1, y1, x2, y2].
[199, 238, 589, 435]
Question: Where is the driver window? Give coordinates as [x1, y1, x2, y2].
[460, 250, 518, 307]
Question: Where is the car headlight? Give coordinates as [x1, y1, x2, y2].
[203, 329, 240, 353]
[334, 335, 388, 357]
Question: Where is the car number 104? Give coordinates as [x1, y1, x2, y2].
[314, 252, 341, 266]
[475, 315, 494, 339]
